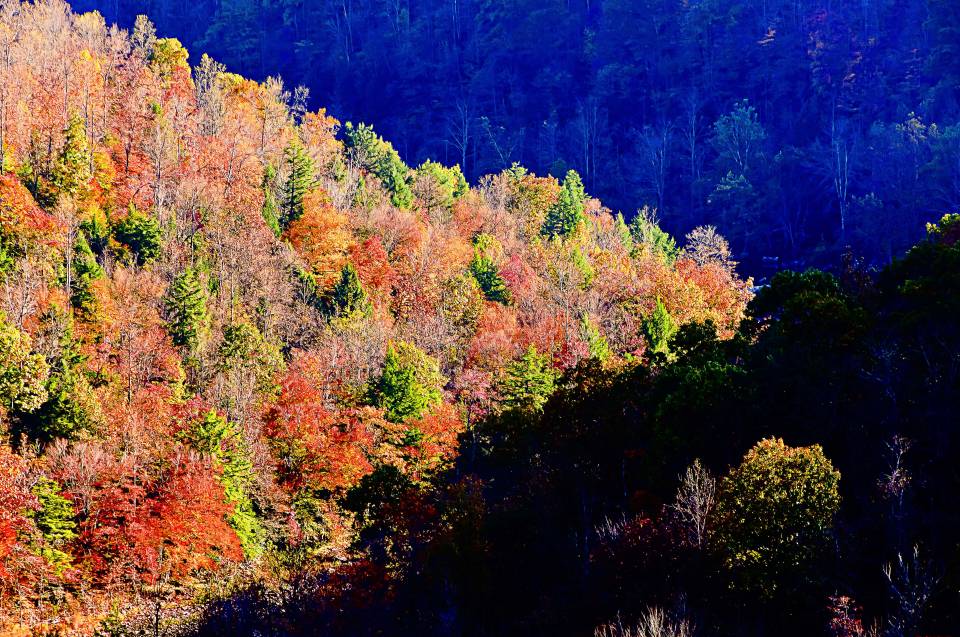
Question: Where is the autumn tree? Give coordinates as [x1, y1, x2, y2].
[711, 438, 841, 598]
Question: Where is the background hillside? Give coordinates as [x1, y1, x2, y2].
[72, 0, 960, 269]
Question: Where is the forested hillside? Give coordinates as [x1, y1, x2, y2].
[71, 0, 960, 268]
[0, 1, 959, 636]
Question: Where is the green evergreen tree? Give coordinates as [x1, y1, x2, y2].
[344, 122, 413, 209]
[261, 164, 282, 236]
[165, 267, 209, 353]
[324, 263, 370, 320]
[113, 206, 163, 265]
[184, 410, 264, 557]
[580, 315, 611, 362]
[541, 170, 586, 239]
[369, 342, 445, 423]
[281, 137, 314, 229]
[52, 113, 92, 200]
[24, 317, 100, 441]
[470, 233, 512, 304]
[69, 231, 103, 321]
[497, 345, 556, 414]
[629, 207, 678, 263]
[644, 297, 677, 355]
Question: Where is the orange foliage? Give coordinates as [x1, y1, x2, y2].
[284, 189, 353, 286]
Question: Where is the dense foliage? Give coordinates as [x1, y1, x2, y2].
[0, 2, 957, 636]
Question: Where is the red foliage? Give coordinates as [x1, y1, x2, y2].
[0, 175, 60, 247]
[263, 361, 374, 493]
[78, 452, 242, 586]
[0, 445, 45, 599]
[349, 237, 396, 295]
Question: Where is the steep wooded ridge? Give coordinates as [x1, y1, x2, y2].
[0, 2, 958, 636]
[72, 0, 960, 269]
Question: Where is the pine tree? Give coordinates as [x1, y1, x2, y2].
[541, 170, 586, 239]
[165, 267, 209, 353]
[644, 296, 677, 355]
[629, 207, 678, 263]
[69, 232, 103, 321]
[52, 113, 92, 200]
[497, 345, 556, 414]
[369, 342, 445, 423]
[344, 122, 413, 209]
[184, 410, 264, 558]
[24, 316, 100, 441]
[325, 263, 370, 320]
[114, 207, 163, 265]
[470, 233, 512, 304]
[261, 165, 281, 236]
[281, 137, 314, 229]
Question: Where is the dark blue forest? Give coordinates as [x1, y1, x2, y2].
[73, 0, 960, 275]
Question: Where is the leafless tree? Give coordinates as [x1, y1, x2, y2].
[883, 545, 941, 637]
[671, 459, 716, 548]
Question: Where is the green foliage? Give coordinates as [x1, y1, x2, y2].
[414, 160, 468, 210]
[629, 207, 677, 263]
[644, 297, 677, 355]
[323, 263, 370, 321]
[925, 212, 960, 246]
[369, 342, 445, 423]
[470, 233, 512, 304]
[438, 273, 484, 341]
[52, 113, 91, 200]
[69, 231, 104, 320]
[281, 137, 314, 228]
[113, 207, 163, 265]
[0, 313, 49, 413]
[217, 321, 283, 392]
[165, 267, 209, 353]
[571, 246, 595, 288]
[29, 477, 77, 572]
[497, 345, 556, 414]
[711, 438, 841, 598]
[541, 170, 586, 239]
[25, 318, 100, 441]
[184, 410, 264, 558]
[580, 314, 611, 362]
[261, 165, 282, 236]
[343, 464, 414, 527]
[344, 122, 413, 209]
